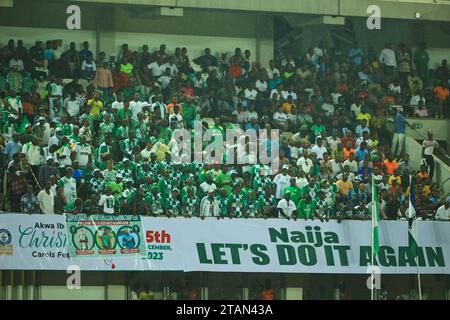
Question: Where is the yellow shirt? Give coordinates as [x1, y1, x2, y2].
[88, 99, 103, 118]
[356, 113, 372, 126]
[281, 102, 293, 114]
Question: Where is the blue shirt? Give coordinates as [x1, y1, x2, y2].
[348, 48, 363, 65]
[356, 148, 369, 161]
[395, 112, 406, 134]
[6, 141, 22, 162]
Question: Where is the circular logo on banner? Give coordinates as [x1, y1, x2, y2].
[117, 225, 141, 249]
[72, 227, 95, 251]
[95, 226, 117, 250]
[0, 229, 11, 246]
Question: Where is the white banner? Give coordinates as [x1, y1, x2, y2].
[0, 214, 449, 274]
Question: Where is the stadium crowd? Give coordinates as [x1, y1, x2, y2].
[0, 38, 450, 221]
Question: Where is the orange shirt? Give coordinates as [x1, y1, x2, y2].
[383, 159, 398, 175]
[166, 103, 183, 114]
[434, 86, 449, 101]
[343, 147, 355, 159]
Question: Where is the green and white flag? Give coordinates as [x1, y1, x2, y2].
[408, 178, 419, 257]
[371, 176, 380, 257]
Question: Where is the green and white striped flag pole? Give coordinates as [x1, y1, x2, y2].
[371, 175, 380, 300]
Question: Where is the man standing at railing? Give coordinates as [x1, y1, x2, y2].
[391, 107, 411, 158]
[422, 130, 440, 180]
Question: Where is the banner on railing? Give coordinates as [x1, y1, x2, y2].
[0, 214, 449, 274]
[65, 214, 147, 258]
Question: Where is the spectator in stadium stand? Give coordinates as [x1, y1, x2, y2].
[20, 184, 39, 214]
[435, 197, 450, 221]
[421, 130, 440, 180]
[37, 181, 54, 214]
[0, 38, 448, 220]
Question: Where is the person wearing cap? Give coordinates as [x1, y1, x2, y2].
[164, 188, 181, 217]
[57, 167, 77, 206]
[277, 192, 297, 219]
[116, 188, 132, 214]
[199, 188, 220, 218]
[39, 155, 59, 188]
[117, 157, 134, 183]
[273, 165, 291, 200]
[32, 116, 47, 145]
[435, 197, 450, 221]
[73, 136, 92, 168]
[422, 130, 439, 180]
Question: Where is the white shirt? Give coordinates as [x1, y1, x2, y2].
[255, 80, 268, 92]
[60, 144, 72, 167]
[422, 139, 439, 156]
[321, 103, 335, 116]
[22, 143, 43, 166]
[327, 136, 340, 151]
[147, 62, 164, 77]
[281, 91, 297, 101]
[330, 159, 343, 175]
[296, 157, 313, 174]
[129, 100, 143, 121]
[81, 60, 96, 71]
[48, 134, 59, 148]
[273, 112, 288, 123]
[379, 48, 396, 67]
[244, 110, 258, 122]
[37, 190, 54, 214]
[74, 143, 92, 167]
[112, 100, 125, 110]
[343, 159, 359, 173]
[267, 67, 280, 79]
[296, 177, 308, 189]
[200, 182, 217, 194]
[200, 196, 220, 217]
[273, 173, 291, 199]
[350, 103, 362, 117]
[65, 99, 81, 117]
[435, 205, 450, 221]
[270, 89, 282, 100]
[60, 176, 77, 204]
[410, 95, 425, 108]
[99, 194, 115, 214]
[161, 63, 178, 77]
[277, 199, 296, 218]
[158, 75, 172, 89]
[244, 88, 258, 101]
[311, 145, 327, 160]
[9, 58, 24, 71]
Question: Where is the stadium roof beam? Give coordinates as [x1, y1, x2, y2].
[71, 0, 450, 22]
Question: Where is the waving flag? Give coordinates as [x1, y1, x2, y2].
[408, 178, 419, 258]
[371, 176, 380, 256]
